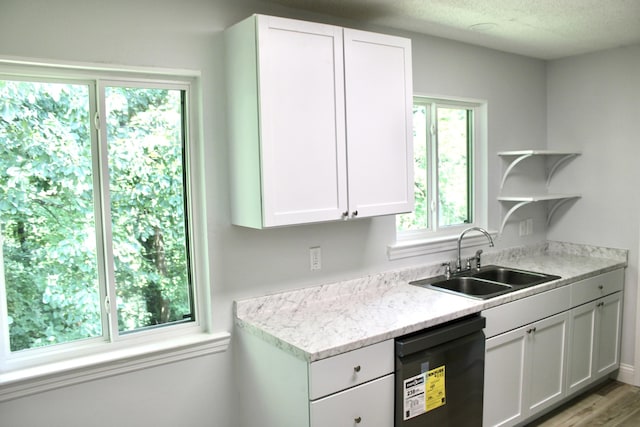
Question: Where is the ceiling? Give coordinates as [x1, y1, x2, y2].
[258, 0, 640, 59]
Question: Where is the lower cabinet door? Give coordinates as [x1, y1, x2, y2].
[483, 312, 568, 427]
[566, 301, 597, 396]
[484, 327, 527, 427]
[595, 292, 622, 377]
[525, 312, 568, 415]
[566, 291, 623, 397]
[310, 374, 394, 427]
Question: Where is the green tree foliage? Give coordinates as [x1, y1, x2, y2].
[105, 87, 191, 332]
[437, 107, 470, 227]
[0, 80, 191, 351]
[397, 104, 470, 232]
[396, 105, 429, 231]
[0, 80, 100, 351]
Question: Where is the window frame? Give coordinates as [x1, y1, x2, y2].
[0, 58, 227, 402]
[97, 79, 197, 339]
[389, 95, 490, 259]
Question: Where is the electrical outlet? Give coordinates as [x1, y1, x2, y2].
[310, 246, 321, 271]
[526, 218, 533, 235]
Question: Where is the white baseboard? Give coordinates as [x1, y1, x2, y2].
[616, 363, 636, 385]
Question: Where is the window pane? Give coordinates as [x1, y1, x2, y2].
[437, 107, 471, 227]
[0, 80, 102, 351]
[105, 86, 193, 333]
[396, 104, 429, 231]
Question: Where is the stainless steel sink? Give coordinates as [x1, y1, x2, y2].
[428, 276, 513, 299]
[470, 266, 560, 286]
[410, 265, 560, 300]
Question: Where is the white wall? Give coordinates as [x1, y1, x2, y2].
[546, 45, 640, 380]
[0, 1, 550, 426]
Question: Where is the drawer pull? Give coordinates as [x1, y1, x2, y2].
[353, 365, 361, 373]
[598, 285, 604, 290]
[354, 416, 362, 424]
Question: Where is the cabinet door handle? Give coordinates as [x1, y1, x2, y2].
[354, 416, 362, 424]
[598, 285, 604, 290]
[527, 327, 537, 334]
[353, 365, 361, 373]
[597, 301, 605, 308]
[342, 211, 359, 219]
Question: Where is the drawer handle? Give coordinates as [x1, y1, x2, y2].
[353, 365, 361, 373]
[354, 416, 362, 424]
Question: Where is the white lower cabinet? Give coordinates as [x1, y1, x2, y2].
[483, 268, 624, 427]
[310, 374, 394, 426]
[566, 291, 623, 396]
[484, 311, 568, 427]
[308, 340, 394, 427]
[237, 331, 394, 427]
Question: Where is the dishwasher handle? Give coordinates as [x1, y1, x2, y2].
[395, 314, 486, 357]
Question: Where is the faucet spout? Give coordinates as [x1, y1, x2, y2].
[456, 227, 494, 272]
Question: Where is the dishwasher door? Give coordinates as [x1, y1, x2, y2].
[395, 314, 486, 426]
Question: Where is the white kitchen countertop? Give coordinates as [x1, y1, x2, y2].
[234, 241, 627, 362]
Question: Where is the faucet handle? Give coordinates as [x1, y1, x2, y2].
[465, 257, 472, 270]
[441, 262, 452, 278]
[475, 249, 484, 270]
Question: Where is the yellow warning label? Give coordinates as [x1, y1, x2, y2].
[425, 365, 446, 412]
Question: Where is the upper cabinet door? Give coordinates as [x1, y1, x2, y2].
[343, 29, 414, 218]
[257, 16, 348, 227]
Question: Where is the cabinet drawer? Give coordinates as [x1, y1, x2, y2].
[309, 340, 393, 399]
[483, 286, 570, 338]
[310, 374, 394, 427]
[571, 269, 624, 307]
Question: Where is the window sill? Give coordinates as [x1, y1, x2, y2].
[387, 230, 498, 260]
[0, 331, 230, 402]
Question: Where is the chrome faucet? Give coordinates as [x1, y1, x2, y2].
[456, 227, 494, 272]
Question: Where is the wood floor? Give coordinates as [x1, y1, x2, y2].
[526, 380, 640, 426]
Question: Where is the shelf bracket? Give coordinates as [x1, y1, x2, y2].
[547, 196, 579, 225]
[500, 153, 534, 190]
[499, 200, 533, 235]
[546, 153, 580, 187]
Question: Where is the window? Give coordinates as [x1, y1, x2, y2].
[395, 96, 487, 251]
[0, 73, 197, 361]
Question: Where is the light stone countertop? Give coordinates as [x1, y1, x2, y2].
[234, 241, 627, 362]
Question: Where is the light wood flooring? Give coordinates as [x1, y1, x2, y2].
[526, 380, 640, 426]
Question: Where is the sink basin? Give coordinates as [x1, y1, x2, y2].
[410, 265, 560, 299]
[471, 266, 560, 286]
[428, 277, 512, 299]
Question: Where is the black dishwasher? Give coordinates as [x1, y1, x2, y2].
[395, 314, 486, 426]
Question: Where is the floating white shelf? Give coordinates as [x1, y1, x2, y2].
[498, 150, 580, 190]
[497, 194, 581, 235]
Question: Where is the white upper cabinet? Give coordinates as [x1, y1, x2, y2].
[342, 28, 414, 219]
[225, 15, 413, 228]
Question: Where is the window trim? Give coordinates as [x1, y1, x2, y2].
[0, 57, 227, 401]
[389, 94, 491, 259]
[0, 331, 230, 402]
